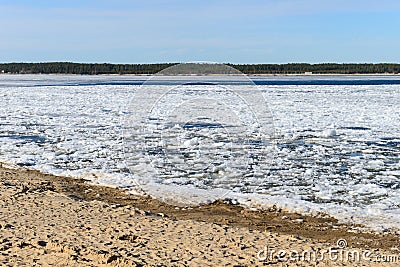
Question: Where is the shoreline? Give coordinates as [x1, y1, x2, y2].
[2, 161, 398, 233]
[1, 165, 399, 247]
[1, 165, 400, 266]
[1, 72, 400, 77]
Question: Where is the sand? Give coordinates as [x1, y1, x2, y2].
[1, 165, 400, 266]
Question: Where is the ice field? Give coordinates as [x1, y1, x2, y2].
[0, 74, 399, 230]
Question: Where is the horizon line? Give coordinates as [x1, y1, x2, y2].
[2, 62, 400, 65]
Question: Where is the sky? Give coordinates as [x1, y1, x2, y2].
[1, 0, 400, 64]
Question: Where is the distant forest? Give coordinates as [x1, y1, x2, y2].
[1, 62, 400, 75]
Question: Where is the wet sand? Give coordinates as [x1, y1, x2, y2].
[1, 165, 399, 266]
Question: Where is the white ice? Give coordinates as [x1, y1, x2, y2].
[0, 75, 399, 230]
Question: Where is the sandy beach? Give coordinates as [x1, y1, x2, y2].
[0, 165, 399, 266]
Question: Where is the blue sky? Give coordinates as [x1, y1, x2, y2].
[1, 0, 400, 63]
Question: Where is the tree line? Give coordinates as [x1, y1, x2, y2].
[232, 63, 400, 74]
[1, 62, 400, 75]
[0, 62, 175, 75]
